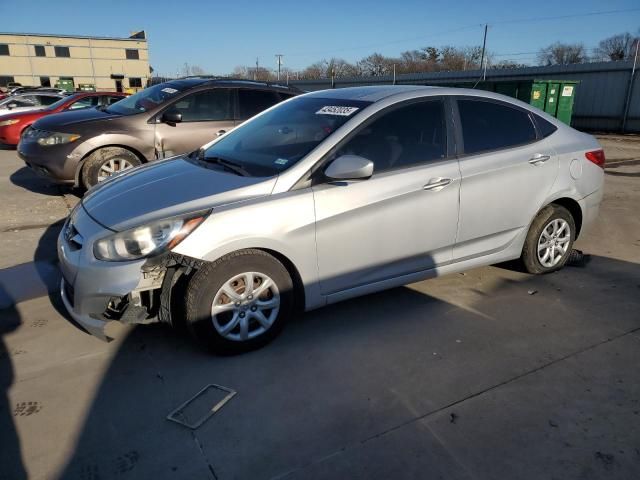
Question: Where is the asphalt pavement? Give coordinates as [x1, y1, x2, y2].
[0, 138, 639, 480]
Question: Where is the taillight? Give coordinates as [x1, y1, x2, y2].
[585, 149, 605, 169]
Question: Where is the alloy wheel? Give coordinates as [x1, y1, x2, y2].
[537, 218, 571, 268]
[97, 158, 134, 182]
[210, 272, 280, 342]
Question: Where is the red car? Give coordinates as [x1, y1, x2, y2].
[0, 91, 126, 146]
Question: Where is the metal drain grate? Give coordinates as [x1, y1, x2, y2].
[166, 384, 237, 429]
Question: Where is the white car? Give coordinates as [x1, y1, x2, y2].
[0, 93, 64, 115]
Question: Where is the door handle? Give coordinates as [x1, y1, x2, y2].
[529, 154, 550, 165]
[216, 130, 227, 137]
[423, 178, 453, 191]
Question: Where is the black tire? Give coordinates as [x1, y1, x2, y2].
[521, 204, 576, 274]
[185, 249, 294, 354]
[81, 147, 141, 189]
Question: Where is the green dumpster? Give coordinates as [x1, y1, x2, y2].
[78, 84, 96, 92]
[54, 78, 75, 93]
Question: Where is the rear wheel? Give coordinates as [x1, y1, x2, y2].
[521, 204, 575, 274]
[185, 249, 294, 354]
[81, 147, 141, 188]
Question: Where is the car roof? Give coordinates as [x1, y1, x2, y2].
[303, 85, 533, 106]
[159, 77, 301, 93]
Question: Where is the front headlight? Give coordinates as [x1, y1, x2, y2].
[93, 212, 208, 262]
[0, 118, 20, 126]
[37, 131, 81, 146]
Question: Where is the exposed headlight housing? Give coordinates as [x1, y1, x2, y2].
[0, 118, 20, 126]
[37, 131, 81, 146]
[93, 211, 208, 262]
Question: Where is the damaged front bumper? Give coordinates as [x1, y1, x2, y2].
[57, 205, 202, 341]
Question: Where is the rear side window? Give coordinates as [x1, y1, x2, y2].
[238, 89, 281, 120]
[458, 99, 536, 155]
[533, 114, 558, 138]
[38, 95, 61, 106]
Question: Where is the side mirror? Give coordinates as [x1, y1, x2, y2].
[7, 103, 17, 110]
[162, 111, 182, 124]
[324, 155, 374, 181]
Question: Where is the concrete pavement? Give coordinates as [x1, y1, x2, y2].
[0, 139, 639, 480]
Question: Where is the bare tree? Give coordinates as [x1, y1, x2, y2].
[181, 63, 208, 76]
[356, 53, 396, 76]
[537, 42, 587, 65]
[594, 33, 637, 61]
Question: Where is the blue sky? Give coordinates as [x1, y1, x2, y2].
[4, 0, 640, 76]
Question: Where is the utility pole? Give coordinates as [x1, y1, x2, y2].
[275, 54, 283, 81]
[393, 64, 396, 85]
[480, 24, 488, 81]
[254, 58, 259, 81]
[622, 38, 639, 132]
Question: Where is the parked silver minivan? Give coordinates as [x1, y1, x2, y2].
[58, 86, 605, 353]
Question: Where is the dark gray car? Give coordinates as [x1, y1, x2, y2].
[17, 78, 299, 188]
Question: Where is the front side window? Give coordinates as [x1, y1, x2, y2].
[202, 96, 371, 176]
[0, 44, 9, 56]
[165, 89, 232, 122]
[34, 45, 46, 57]
[3, 96, 36, 108]
[458, 99, 536, 155]
[54, 46, 70, 58]
[329, 100, 447, 173]
[238, 89, 282, 120]
[125, 49, 139, 60]
[68, 96, 100, 110]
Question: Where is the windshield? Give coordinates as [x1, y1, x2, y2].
[201, 96, 371, 176]
[105, 83, 183, 115]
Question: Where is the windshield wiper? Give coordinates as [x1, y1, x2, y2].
[198, 149, 249, 176]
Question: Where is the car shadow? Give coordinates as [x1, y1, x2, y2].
[0, 287, 27, 480]
[49, 253, 640, 479]
[10, 167, 81, 198]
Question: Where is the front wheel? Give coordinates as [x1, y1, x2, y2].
[521, 204, 575, 274]
[185, 249, 294, 354]
[81, 147, 141, 189]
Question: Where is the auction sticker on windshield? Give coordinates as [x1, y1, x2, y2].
[162, 88, 179, 94]
[316, 106, 359, 116]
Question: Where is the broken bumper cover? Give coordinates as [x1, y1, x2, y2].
[60, 278, 111, 342]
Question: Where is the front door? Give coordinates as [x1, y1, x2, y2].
[313, 99, 460, 296]
[453, 97, 559, 259]
[154, 88, 235, 158]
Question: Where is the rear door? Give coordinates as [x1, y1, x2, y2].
[154, 88, 235, 158]
[453, 97, 559, 260]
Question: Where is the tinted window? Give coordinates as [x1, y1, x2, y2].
[458, 99, 536, 154]
[0, 44, 9, 56]
[125, 49, 139, 60]
[332, 100, 446, 173]
[38, 95, 61, 106]
[167, 89, 232, 122]
[68, 96, 100, 110]
[103, 95, 123, 105]
[34, 45, 46, 57]
[54, 46, 70, 58]
[533, 114, 558, 138]
[203, 97, 371, 176]
[238, 89, 281, 120]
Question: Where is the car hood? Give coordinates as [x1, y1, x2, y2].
[33, 107, 119, 131]
[81, 156, 276, 231]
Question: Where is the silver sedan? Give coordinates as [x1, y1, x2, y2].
[58, 86, 605, 353]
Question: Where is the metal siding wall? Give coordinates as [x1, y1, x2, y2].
[292, 61, 639, 132]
